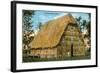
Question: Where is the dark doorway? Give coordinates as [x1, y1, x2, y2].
[71, 44, 73, 57]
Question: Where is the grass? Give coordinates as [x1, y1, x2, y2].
[23, 55, 90, 63]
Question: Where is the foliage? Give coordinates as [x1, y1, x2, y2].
[75, 14, 91, 38]
[76, 14, 91, 54]
[22, 10, 34, 49]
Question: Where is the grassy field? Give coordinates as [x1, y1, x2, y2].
[23, 55, 90, 63]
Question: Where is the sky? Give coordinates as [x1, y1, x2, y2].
[31, 10, 90, 33]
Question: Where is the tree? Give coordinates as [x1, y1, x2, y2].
[22, 10, 34, 50]
[76, 16, 82, 31]
[76, 16, 88, 32]
[87, 13, 91, 37]
[86, 21, 91, 37]
[75, 14, 91, 56]
[76, 16, 82, 22]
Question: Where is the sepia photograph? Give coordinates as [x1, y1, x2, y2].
[22, 10, 91, 62]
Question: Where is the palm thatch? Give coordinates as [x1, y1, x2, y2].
[29, 15, 77, 48]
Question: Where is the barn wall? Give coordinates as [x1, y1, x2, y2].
[30, 48, 57, 58]
[57, 24, 86, 57]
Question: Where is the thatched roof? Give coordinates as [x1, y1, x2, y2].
[29, 15, 77, 48]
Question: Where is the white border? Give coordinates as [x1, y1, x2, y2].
[16, 3, 96, 70]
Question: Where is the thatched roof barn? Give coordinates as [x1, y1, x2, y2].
[28, 14, 87, 59]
